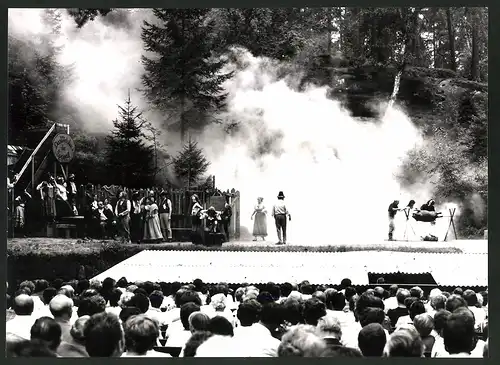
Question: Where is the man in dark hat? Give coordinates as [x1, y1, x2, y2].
[158, 190, 172, 242]
[66, 174, 78, 215]
[272, 191, 291, 245]
[387, 200, 401, 241]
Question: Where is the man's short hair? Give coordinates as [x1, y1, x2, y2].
[237, 299, 262, 326]
[149, 290, 164, 309]
[443, 308, 476, 354]
[344, 287, 357, 300]
[207, 316, 234, 337]
[181, 302, 201, 330]
[42, 287, 57, 305]
[49, 294, 74, 318]
[77, 295, 106, 317]
[317, 314, 342, 339]
[359, 307, 385, 327]
[409, 301, 426, 320]
[84, 312, 123, 357]
[330, 292, 346, 311]
[409, 287, 423, 299]
[116, 277, 128, 288]
[453, 287, 464, 296]
[384, 329, 424, 357]
[260, 302, 284, 327]
[389, 285, 398, 296]
[413, 313, 434, 337]
[280, 283, 293, 298]
[340, 278, 352, 289]
[13, 294, 34, 315]
[177, 290, 202, 307]
[20, 280, 35, 294]
[312, 291, 326, 303]
[433, 309, 452, 334]
[463, 290, 478, 307]
[355, 293, 384, 319]
[70, 315, 90, 343]
[130, 293, 150, 313]
[35, 279, 50, 293]
[120, 307, 142, 323]
[445, 294, 467, 313]
[396, 289, 410, 305]
[283, 298, 303, 325]
[30, 317, 62, 351]
[188, 311, 210, 332]
[430, 294, 446, 311]
[278, 324, 327, 357]
[303, 298, 327, 326]
[123, 314, 159, 355]
[109, 288, 123, 307]
[358, 323, 386, 357]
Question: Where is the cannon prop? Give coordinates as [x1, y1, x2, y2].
[412, 210, 443, 223]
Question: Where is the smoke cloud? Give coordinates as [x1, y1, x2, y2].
[9, 9, 463, 242]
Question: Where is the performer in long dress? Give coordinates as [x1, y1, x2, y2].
[251, 197, 267, 241]
[190, 194, 204, 245]
[387, 200, 401, 241]
[142, 196, 164, 243]
[115, 191, 131, 244]
[272, 191, 291, 245]
[158, 190, 173, 242]
[54, 176, 73, 218]
[130, 192, 142, 244]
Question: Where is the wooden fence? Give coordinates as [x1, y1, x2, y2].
[75, 185, 241, 240]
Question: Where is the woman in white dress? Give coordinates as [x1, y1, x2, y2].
[251, 197, 267, 241]
[142, 196, 164, 243]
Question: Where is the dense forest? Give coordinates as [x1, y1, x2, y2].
[8, 8, 487, 237]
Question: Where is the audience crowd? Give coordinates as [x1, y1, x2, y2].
[5, 277, 489, 358]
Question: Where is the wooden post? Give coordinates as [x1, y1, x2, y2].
[31, 157, 35, 193]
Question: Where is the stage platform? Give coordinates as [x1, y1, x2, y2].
[92, 239, 488, 287]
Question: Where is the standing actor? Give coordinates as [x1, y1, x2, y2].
[115, 191, 131, 244]
[272, 191, 291, 245]
[158, 190, 173, 242]
[66, 174, 78, 215]
[220, 197, 233, 242]
[130, 192, 142, 244]
[190, 194, 204, 245]
[388, 200, 401, 241]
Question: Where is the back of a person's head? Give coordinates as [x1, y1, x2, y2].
[321, 345, 364, 357]
[409, 286, 423, 299]
[77, 279, 90, 294]
[107, 288, 122, 307]
[409, 300, 426, 320]
[344, 286, 357, 301]
[237, 299, 262, 326]
[278, 324, 327, 357]
[207, 315, 234, 337]
[355, 293, 384, 319]
[42, 287, 57, 305]
[256, 291, 275, 305]
[330, 292, 346, 311]
[70, 315, 90, 344]
[316, 314, 342, 340]
[396, 289, 410, 305]
[340, 278, 352, 289]
[183, 331, 213, 357]
[120, 306, 142, 323]
[373, 286, 385, 299]
[453, 287, 464, 296]
[20, 280, 36, 294]
[430, 294, 446, 311]
[283, 298, 303, 325]
[123, 314, 158, 355]
[404, 296, 418, 310]
[195, 334, 236, 357]
[359, 307, 385, 327]
[129, 293, 149, 313]
[433, 309, 451, 334]
[303, 298, 327, 326]
[181, 302, 201, 330]
[463, 289, 478, 307]
[148, 290, 164, 309]
[77, 295, 106, 317]
[7, 339, 58, 357]
[260, 301, 283, 328]
[84, 312, 123, 357]
[210, 293, 227, 310]
[13, 294, 34, 315]
[188, 311, 210, 332]
[445, 294, 467, 313]
[30, 317, 62, 351]
[413, 313, 434, 337]
[177, 290, 202, 307]
[116, 277, 128, 288]
[281, 282, 293, 298]
[49, 294, 74, 318]
[51, 279, 64, 290]
[35, 279, 49, 293]
[443, 308, 476, 355]
[312, 291, 326, 303]
[268, 284, 281, 301]
[480, 290, 488, 306]
[383, 329, 424, 357]
[358, 323, 386, 357]
[389, 285, 398, 296]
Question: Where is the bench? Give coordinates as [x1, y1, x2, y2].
[55, 223, 77, 238]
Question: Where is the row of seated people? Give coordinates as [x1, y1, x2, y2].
[6, 277, 488, 358]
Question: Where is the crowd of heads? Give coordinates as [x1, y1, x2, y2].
[6, 277, 488, 358]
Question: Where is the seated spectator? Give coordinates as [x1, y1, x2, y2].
[303, 298, 327, 326]
[463, 289, 486, 329]
[387, 289, 410, 328]
[146, 290, 166, 326]
[439, 307, 476, 357]
[430, 309, 451, 357]
[6, 294, 36, 340]
[359, 307, 386, 328]
[282, 298, 303, 327]
[49, 294, 74, 343]
[321, 345, 364, 357]
[413, 313, 435, 356]
[383, 285, 399, 313]
[209, 293, 235, 326]
[316, 314, 342, 347]
[129, 293, 150, 314]
[122, 314, 170, 357]
[84, 312, 124, 357]
[257, 291, 275, 306]
[182, 331, 213, 357]
[395, 300, 426, 329]
[30, 317, 61, 353]
[373, 286, 385, 300]
[188, 311, 210, 333]
[428, 293, 446, 318]
[358, 323, 386, 357]
[77, 295, 106, 317]
[235, 299, 262, 331]
[453, 287, 464, 296]
[312, 291, 326, 304]
[166, 302, 201, 347]
[105, 288, 123, 318]
[207, 315, 234, 337]
[7, 339, 58, 357]
[195, 334, 238, 357]
[278, 324, 327, 357]
[383, 326, 424, 357]
[409, 286, 423, 300]
[57, 316, 90, 357]
[445, 294, 467, 313]
[120, 307, 142, 324]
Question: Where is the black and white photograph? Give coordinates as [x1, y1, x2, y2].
[6, 7, 488, 358]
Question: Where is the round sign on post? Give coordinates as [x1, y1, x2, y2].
[52, 133, 75, 163]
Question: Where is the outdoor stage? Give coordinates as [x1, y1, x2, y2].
[90, 239, 488, 288]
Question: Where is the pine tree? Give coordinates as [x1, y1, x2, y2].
[173, 138, 210, 189]
[105, 92, 155, 187]
[141, 9, 233, 142]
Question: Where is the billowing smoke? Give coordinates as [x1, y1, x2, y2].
[200, 48, 459, 242]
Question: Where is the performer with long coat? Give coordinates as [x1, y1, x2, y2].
[130, 192, 142, 244]
[142, 196, 164, 243]
[251, 197, 267, 241]
[190, 194, 204, 245]
[220, 197, 232, 242]
[115, 191, 131, 244]
[158, 190, 173, 242]
[387, 200, 401, 241]
[66, 174, 78, 215]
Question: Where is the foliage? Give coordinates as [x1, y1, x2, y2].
[69, 133, 107, 184]
[66, 8, 113, 28]
[173, 139, 210, 188]
[141, 9, 234, 141]
[105, 94, 156, 187]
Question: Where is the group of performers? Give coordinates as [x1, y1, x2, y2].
[250, 191, 292, 245]
[388, 199, 444, 241]
[189, 194, 232, 245]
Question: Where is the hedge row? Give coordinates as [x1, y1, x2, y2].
[6, 240, 463, 288]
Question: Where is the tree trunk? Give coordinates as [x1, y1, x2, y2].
[446, 8, 457, 71]
[180, 14, 187, 142]
[351, 8, 360, 60]
[470, 7, 480, 81]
